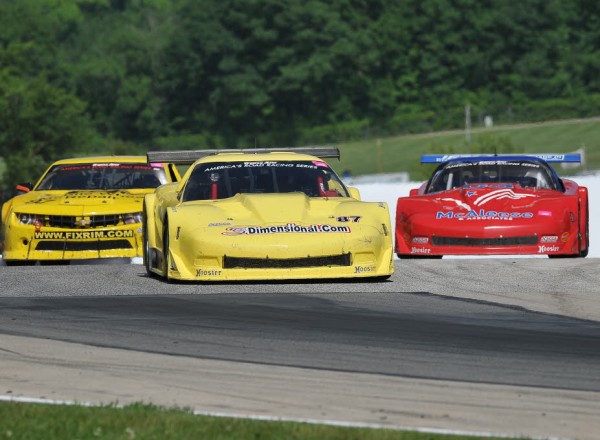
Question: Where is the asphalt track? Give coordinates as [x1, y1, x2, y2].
[1, 258, 600, 439]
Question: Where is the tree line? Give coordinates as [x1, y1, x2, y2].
[2, 0, 600, 197]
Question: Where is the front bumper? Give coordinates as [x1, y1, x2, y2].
[2, 223, 143, 262]
[164, 225, 394, 281]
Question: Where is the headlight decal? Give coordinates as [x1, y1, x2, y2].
[122, 212, 143, 224]
[17, 213, 45, 227]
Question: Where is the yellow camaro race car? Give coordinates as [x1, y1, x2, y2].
[143, 147, 394, 281]
[1, 156, 180, 265]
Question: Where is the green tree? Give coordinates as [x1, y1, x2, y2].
[0, 70, 91, 187]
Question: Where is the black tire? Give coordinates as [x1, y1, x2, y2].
[162, 221, 171, 281]
[369, 275, 392, 281]
[40, 260, 69, 265]
[4, 260, 36, 266]
[552, 212, 590, 258]
[397, 254, 442, 259]
[579, 206, 590, 258]
[142, 204, 155, 277]
[580, 218, 590, 258]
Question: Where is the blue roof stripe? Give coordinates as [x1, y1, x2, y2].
[421, 154, 582, 164]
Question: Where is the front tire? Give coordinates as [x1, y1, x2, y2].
[4, 260, 36, 266]
[580, 214, 590, 258]
[142, 207, 154, 277]
[162, 221, 171, 281]
[397, 254, 442, 259]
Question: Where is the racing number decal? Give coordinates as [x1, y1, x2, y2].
[336, 216, 362, 223]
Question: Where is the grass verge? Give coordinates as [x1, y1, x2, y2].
[334, 117, 600, 179]
[0, 401, 528, 440]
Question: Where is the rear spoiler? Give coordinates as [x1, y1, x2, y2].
[421, 153, 582, 164]
[147, 147, 341, 165]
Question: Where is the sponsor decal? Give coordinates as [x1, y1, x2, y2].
[204, 162, 320, 172]
[92, 163, 120, 167]
[336, 216, 361, 223]
[540, 154, 565, 161]
[411, 247, 431, 254]
[441, 198, 472, 211]
[561, 232, 570, 243]
[196, 269, 222, 277]
[538, 210, 553, 217]
[471, 189, 536, 206]
[33, 230, 134, 240]
[354, 266, 376, 273]
[63, 191, 142, 200]
[436, 210, 533, 220]
[223, 223, 351, 235]
[464, 184, 513, 189]
[26, 195, 61, 205]
[244, 161, 279, 168]
[539, 245, 560, 253]
[208, 222, 232, 226]
[540, 236, 558, 243]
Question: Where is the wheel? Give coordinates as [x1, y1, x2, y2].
[162, 221, 172, 281]
[580, 213, 589, 258]
[142, 206, 155, 277]
[369, 275, 392, 281]
[40, 260, 69, 265]
[4, 260, 36, 266]
[551, 214, 590, 258]
[397, 254, 442, 259]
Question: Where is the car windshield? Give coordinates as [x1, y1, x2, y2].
[426, 160, 560, 193]
[36, 163, 168, 190]
[182, 160, 349, 201]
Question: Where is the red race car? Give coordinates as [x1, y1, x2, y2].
[395, 154, 589, 258]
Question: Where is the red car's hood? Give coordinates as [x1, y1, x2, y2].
[428, 185, 565, 219]
[439, 185, 539, 208]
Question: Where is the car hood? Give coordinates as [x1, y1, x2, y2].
[8, 189, 149, 215]
[431, 186, 555, 213]
[177, 192, 379, 225]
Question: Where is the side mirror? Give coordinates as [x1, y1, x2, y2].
[16, 183, 32, 193]
[347, 187, 361, 200]
[409, 188, 419, 196]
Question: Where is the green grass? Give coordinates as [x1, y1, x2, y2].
[0, 401, 527, 440]
[333, 117, 600, 180]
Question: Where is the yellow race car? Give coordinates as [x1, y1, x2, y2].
[143, 147, 394, 281]
[1, 156, 181, 265]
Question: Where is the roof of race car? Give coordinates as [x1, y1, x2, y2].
[421, 153, 582, 164]
[147, 147, 340, 165]
[49, 155, 150, 166]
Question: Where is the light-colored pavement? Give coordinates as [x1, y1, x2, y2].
[1, 258, 600, 439]
[2, 334, 600, 440]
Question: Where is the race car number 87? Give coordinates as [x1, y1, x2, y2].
[337, 216, 362, 223]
